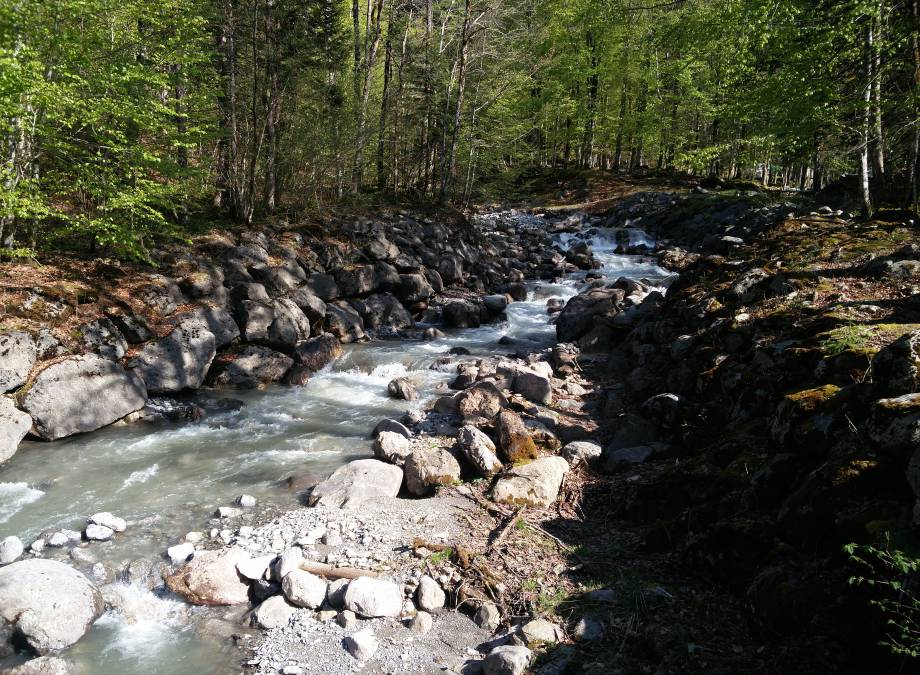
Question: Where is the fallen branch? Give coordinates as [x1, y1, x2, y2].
[488, 506, 525, 554]
[299, 561, 378, 580]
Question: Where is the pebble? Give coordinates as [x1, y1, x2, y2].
[408, 611, 433, 634]
[167, 542, 196, 564]
[474, 602, 501, 632]
[216, 506, 242, 519]
[84, 524, 114, 541]
[415, 575, 446, 612]
[336, 610, 358, 630]
[237, 494, 257, 508]
[344, 628, 378, 660]
[89, 512, 127, 532]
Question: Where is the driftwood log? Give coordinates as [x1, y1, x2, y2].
[298, 561, 378, 580]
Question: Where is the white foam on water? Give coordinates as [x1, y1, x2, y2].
[98, 583, 191, 659]
[0, 482, 44, 523]
[118, 464, 160, 492]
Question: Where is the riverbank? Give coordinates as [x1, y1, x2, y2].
[2, 174, 919, 673]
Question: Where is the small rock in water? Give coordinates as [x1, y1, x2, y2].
[408, 611, 433, 634]
[30, 539, 45, 554]
[70, 547, 95, 564]
[84, 524, 114, 541]
[46, 532, 70, 548]
[344, 628, 378, 660]
[215, 506, 242, 519]
[185, 531, 204, 543]
[236, 494, 257, 508]
[0, 536, 24, 564]
[91, 562, 110, 582]
[167, 542, 196, 565]
[88, 512, 127, 533]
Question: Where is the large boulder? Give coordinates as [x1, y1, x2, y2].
[397, 274, 434, 304]
[164, 547, 251, 606]
[2, 656, 70, 674]
[443, 300, 481, 328]
[1, 396, 31, 464]
[404, 448, 461, 496]
[343, 577, 403, 618]
[266, 298, 311, 348]
[281, 569, 328, 609]
[303, 273, 339, 302]
[127, 319, 217, 394]
[872, 330, 920, 397]
[0, 331, 37, 392]
[286, 333, 343, 384]
[180, 306, 240, 348]
[438, 256, 464, 284]
[18, 355, 147, 440]
[350, 293, 412, 331]
[456, 425, 502, 476]
[496, 410, 538, 462]
[457, 382, 507, 420]
[0, 559, 104, 654]
[555, 287, 625, 342]
[334, 265, 378, 297]
[373, 431, 412, 466]
[387, 377, 417, 401]
[492, 456, 570, 508]
[210, 346, 293, 388]
[308, 459, 403, 508]
[287, 287, 327, 325]
[512, 371, 553, 405]
[325, 302, 366, 343]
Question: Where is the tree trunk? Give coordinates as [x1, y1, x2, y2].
[581, 30, 598, 169]
[264, 0, 280, 213]
[214, 0, 240, 215]
[376, 2, 394, 192]
[439, 0, 472, 204]
[859, 20, 874, 218]
[352, 0, 384, 194]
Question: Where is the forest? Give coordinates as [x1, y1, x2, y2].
[1, 0, 918, 258]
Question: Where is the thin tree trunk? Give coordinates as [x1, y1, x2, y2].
[859, 19, 874, 217]
[870, 3, 885, 180]
[376, 2, 394, 192]
[439, 0, 472, 203]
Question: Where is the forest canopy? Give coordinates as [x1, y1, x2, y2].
[0, 0, 918, 257]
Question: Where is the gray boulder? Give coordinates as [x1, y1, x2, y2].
[397, 274, 434, 303]
[1, 396, 31, 464]
[266, 298, 311, 348]
[404, 448, 461, 496]
[252, 595, 296, 629]
[308, 459, 403, 508]
[496, 410, 538, 462]
[303, 273, 339, 302]
[415, 575, 446, 612]
[512, 371, 553, 405]
[555, 287, 625, 342]
[282, 569, 328, 609]
[443, 300, 481, 328]
[180, 306, 240, 348]
[350, 293, 412, 331]
[456, 425, 502, 476]
[561, 441, 602, 466]
[334, 265, 378, 297]
[457, 382, 506, 420]
[0, 331, 37, 392]
[372, 418, 411, 439]
[0, 535, 24, 564]
[373, 431, 412, 466]
[492, 456, 570, 508]
[387, 377, 417, 401]
[343, 577, 403, 618]
[343, 627, 378, 660]
[438, 256, 464, 284]
[18, 355, 147, 440]
[325, 302, 366, 343]
[288, 287, 327, 324]
[1, 656, 70, 674]
[211, 346, 293, 388]
[483, 645, 532, 675]
[164, 547, 251, 605]
[128, 319, 217, 394]
[872, 330, 920, 397]
[0, 559, 104, 654]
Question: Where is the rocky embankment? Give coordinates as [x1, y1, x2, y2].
[2, 186, 918, 673]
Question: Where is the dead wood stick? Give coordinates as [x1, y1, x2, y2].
[412, 537, 453, 553]
[487, 506, 525, 554]
[299, 561, 378, 580]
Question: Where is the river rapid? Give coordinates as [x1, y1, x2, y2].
[0, 212, 670, 674]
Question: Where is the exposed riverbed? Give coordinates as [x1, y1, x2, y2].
[0, 213, 670, 674]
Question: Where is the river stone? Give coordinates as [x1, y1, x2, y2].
[252, 595, 297, 629]
[0, 535, 24, 564]
[456, 425, 502, 476]
[326, 578, 350, 609]
[181, 306, 240, 348]
[373, 431, 412, 466]
[0, 559, 104, 654]
[167, 542, 196, 565]
[308, 459, 403, 508]
[483, 645, 532, 675]
[304, 273, 338, 302]
[496, 410, 538, 462]
[404, 448, 461, 496]
[387, 377, 417, 401]
[334, 265, 378, 297]
[457, 382, 506, 419]
[211, 346, 293, 388]
[344, 577, 403, 618]
[165, 547, 251, 605]
[492, 457, 570, 508]
[344, 627, 379, 660]
[127, 320, 216, 394]
[84, 524, 113, 541]
[18, 354, 147, 440]
[1, 395, 31, 464]
[274, 547, 304, 581]
[0, 331, 37, 393]
[474, 602, 501, 632]
[415, 575, 446, 612]
[292, 333, 342, 372]
[267, 298, 311, 348]
[561, 440, 603, 466]
[555, 287, 625, 342]
[351, 293, 413, 331]
[325, 302, 366, 343]
[409, 610, 434, 634]
[237, 555, 275, 581]
[372, 418, 411, 439]
[483, 294, 509, 314]
[443, 300, 481, 328]
[88, 512, 126, 533]
[2, 656, 70, 674]
[282, 569, 328, 608]
[521, 617, 564, 645]
[512, 371, 553, 405]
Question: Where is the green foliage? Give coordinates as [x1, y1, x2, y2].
[820, 324, 875, 355]
[846, 540, 920, 659]
[429, 547, 453, 565]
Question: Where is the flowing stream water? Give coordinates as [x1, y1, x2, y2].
[0, 216, 671, 674]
